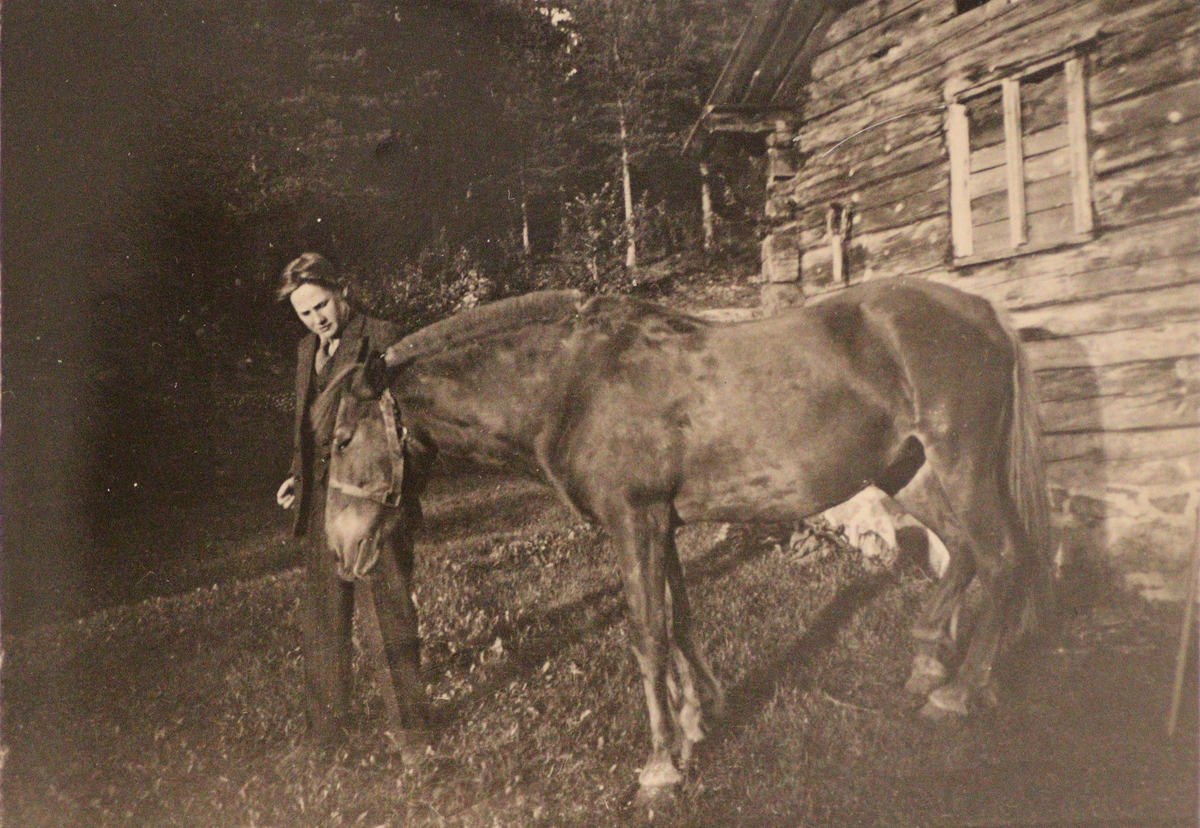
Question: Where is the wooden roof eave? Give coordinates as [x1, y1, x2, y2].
[740, 0, 831, 108]
[705, 0, 799, 112]
[686, 0, 859, 154]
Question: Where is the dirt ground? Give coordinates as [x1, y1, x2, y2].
[3, 473, 1198, 827]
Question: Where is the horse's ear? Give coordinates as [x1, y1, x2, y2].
[360, 350, 390, 397]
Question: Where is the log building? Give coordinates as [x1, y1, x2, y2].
[694, 0, 1200, 597]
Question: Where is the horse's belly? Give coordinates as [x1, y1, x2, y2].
[673, 431, 886, 524]
[674, 469, 854, 524]
[671, 391, 897, 525]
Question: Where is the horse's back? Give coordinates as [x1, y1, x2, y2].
[807, 277, 1012, 356]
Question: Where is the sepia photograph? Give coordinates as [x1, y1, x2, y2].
[2, 0, 1198, 825]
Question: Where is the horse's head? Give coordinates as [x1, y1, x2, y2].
[314, 357, 413, 581]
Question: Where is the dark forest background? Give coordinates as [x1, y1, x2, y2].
[2, 0, 766, 631]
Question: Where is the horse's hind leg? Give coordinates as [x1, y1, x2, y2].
[605, 498, 684, 791]
[900, 451, 1031, 719]
[923, 479, 1025, 718]
[890, 462, 977, 697]
[662, 519, 724, 766]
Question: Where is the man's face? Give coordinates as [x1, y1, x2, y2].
[289, 283, 346, 343]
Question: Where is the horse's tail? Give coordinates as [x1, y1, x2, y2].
[1006, 325, 1058, 637]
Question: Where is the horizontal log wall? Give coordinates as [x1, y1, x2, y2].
[765, 0, 1200, 588]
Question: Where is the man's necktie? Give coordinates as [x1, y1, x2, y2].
[316, 338, 338, 373]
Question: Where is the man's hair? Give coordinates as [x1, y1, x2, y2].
[277, 252, 341, 301]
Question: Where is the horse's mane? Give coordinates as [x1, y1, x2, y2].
[387, 290, 587, 363]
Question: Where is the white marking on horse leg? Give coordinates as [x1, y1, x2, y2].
[905, 651, 949, 696]
[633, 644, 675, 768]
[921, 682, 970, 719]
[671, 646, 705, 751]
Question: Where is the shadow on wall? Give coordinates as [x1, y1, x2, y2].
[1022, 327, 1196, 606]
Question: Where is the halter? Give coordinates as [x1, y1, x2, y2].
[328, 386, 409, 508]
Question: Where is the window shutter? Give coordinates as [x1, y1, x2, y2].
[947, 102, 972, 258]
[1065, 57, 1094, 235]
[1002, 78, 1027, 247]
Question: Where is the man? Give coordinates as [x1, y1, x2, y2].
[276, 252, 427, 754]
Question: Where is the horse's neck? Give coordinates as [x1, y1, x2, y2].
[397, 327, 568, 471]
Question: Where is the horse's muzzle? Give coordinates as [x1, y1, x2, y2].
[326, 499, 385, 581]
[333, 537, 382, 582]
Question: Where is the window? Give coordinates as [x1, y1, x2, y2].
[946, 55, 1093, 263]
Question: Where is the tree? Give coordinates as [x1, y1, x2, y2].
[539, 0, 752, 277]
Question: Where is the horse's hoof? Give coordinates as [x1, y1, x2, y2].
[919, 684, 969, 721]
[904, 653, 948, 695]
[633, 781, 678, 813]
[384, 729, 431, 766]
[638, 758, 683, 789]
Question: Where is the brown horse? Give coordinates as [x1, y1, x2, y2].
[317, 276, 1055, 795]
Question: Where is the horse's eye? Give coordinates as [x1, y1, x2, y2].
[333, 428, 353, 451]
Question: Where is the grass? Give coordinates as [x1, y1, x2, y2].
[4, 475, 1197, 827]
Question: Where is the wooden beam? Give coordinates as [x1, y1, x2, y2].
[966, 253, 1200, 314]
[1093, 149, 1200, 228]
[704, 109, 788, 135]
[951, 213, 1200, 298]
[806, 0, 1192, 126]
[1091, 76, 1200, 174]
[802, 214, 949, 286]
[1037, 355, 1200, 404]
[814, 0, 956, 81]
[823, 0, 936, 57]
[1044, 424, 1200, 465]
[1024, 321, 1200, 371]
[1041, 385, 1200, 433]
[1012, 281, 1200, 340]
[1047, 454, 1200, 495]
[1088, 10, 1200, 107]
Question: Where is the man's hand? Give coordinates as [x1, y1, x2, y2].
[277, 476, 296, 509]
[384, 344, 405, 369]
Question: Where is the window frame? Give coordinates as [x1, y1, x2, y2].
[946, 51, 1095, 265]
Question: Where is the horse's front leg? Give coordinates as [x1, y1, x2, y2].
[608, 499, 681, 792]
[303, 508, 355, 744]
[364, 526, 431, 763]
